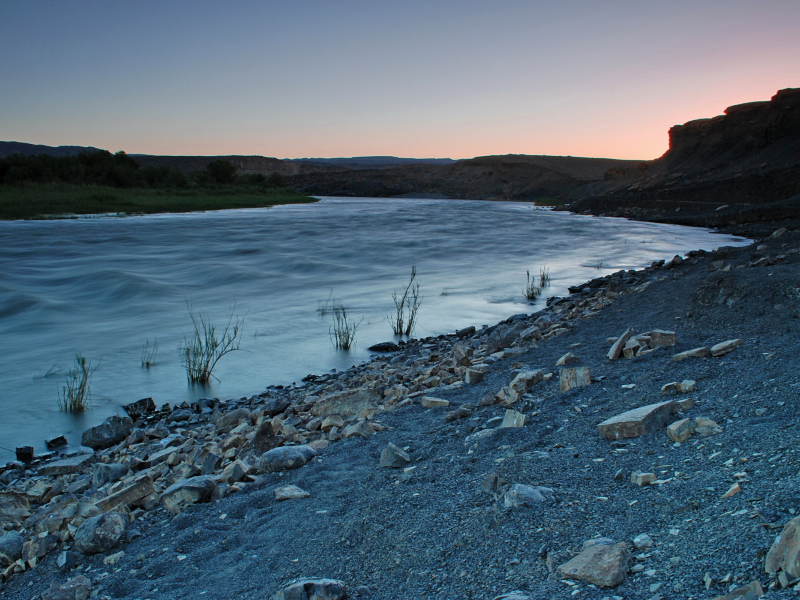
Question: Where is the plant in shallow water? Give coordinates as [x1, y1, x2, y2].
[141, 338, 158, 368]
[539, 265, 551, 288]
[524, 270, 541, 301]
[181, 303, 245, 384]
[389, 266, 422, 336]
[58, 353, 96, 413]
[330, 304, 362, 350]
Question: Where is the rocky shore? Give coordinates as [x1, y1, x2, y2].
[2, 224, 800, 600]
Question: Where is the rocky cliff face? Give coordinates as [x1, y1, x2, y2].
[569, 88, 800, 227]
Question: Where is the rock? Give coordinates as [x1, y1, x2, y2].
[23, 534, 54, 562]
[321, 415, 344, 431]
[445, 406, 473, 422]
[81, 416, 133, 450]
[311, 387, 382, 418]
[73, 512, 126, 555]
[259, 445, 317, 473]
[492, 593, 532, 600]
[39, 454, 94, 476]
[649, 330, 677, 347]
[631, 471, 656, 486]
[710, 581, 764, 600]
[368, 341, 399, 352]
[672, 347, 711, 361]
[556, 352, 579, 366]
[559, 367, 591, 393]
[667, 418, 693, 443]
[679, 379, 696, 393]
[557, 541, 629, 587]
[214, 407, 251, 429]
[380, 443, 411, 468]
[16, 446, 34, 462]
[503, 484, 554, 508]
[168, 408, 193, 423]
[123, 397, 156, 418]
[722, 483, 741, 498]
[421, 396, 449, 409]
[248, 421, 285, 454]
[0, 491, 31, 528]
[341, 420, 376, 438]
[597, 400, 678, 440]
[464, 368, 484, 384]
[220, 460, 249, 484]
[710, 339, 743, 357]
[160, 475, 216, 515]
[693, 417, 723, 437]
[103, 550, 125, 565]
[57, 550, 81, 570]
[633, 533, 654, 549]
[45, 435, 68, 449]
[608, 328, 634, 360]
[262, 396, 292, 417]
[95, 476, 155, 512]
[0, 531, 23, 566]
[661, 382, 679, 395]
[272, 578, 348, 600]
[42, 575, 92, 600]
[274, 485, 310, 501]
[766, 516, 800, 578]
[92, 462, 128, 488]
[500, 409, 526, 429]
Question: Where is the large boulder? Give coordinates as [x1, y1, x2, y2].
[262, 395, 292, 417]
[81, 416, 133, 450]
[557, 541, 629, 587]
[273, 578, 347, 600]
[0, 530, 23, 566]
[259, 445, 317, 473]
[214, 407, 251, 429]
[73, 512, 126, 555]
[161, 475, 216, 515]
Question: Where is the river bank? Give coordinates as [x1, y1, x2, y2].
[2, 223, 799, 600]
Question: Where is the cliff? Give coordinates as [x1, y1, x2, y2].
[568, 88, 800, 227]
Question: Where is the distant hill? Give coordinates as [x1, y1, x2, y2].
[285, 156, 457, 167]
[0, 141, 104, 158]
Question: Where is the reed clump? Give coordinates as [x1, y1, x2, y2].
[330, 304, 362, 350]
[141, 339, 158, 368]
[58, 353, 96, 413]
[389, 266, 422, 336]
[181, 304, 244, 384]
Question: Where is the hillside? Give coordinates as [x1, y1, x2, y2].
[0, 141, 104, 158]
[568, 87, 800, 227]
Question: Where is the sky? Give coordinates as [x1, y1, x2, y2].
[1, 1, 799, 160]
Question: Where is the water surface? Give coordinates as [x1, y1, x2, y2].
[0, 198, 747, 462]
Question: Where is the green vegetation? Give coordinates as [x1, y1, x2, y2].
[533, 197, 564, 207]
[0, 151, 316, 219]
[58, 353, 95, 413]
[525, 265, 552, 301]
[389, 266, 422, 336]
[330, 304, 362, 350]
[181, 304, 245, 384]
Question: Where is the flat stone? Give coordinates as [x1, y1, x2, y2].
[499, 409, 526, 429]
[39, 454, 94, 476]
[274, 485, 310, 501]
[311, 387, 382, 418]
[123, 397, 156, 418]
[631, 471, 656, 486]
[766, 516, 800, 577]
[74, 512, 126, 555]
[81, 416, 133, 451]
[633, 533, 653, 549]
[597, 400, 678, 440]
[672, 347, 710, 361]
[258, 445, 317, 473]
[220, 460, 249, 484]
[557, 541, 629, 587]
[94, 476, 154, 512]
[273, 578, 347, 600]
[160, 475, 216, 515]
[92, 463, 128, 488]
[667, 418, 693, 443]
[649, 330, 677, 347]
[445, 406, 473, 422]
[321, 415, 344, 432]
[503, 484, 554, 508]
[559, 367, 591, 393]
[492, 594, 532, 600]
[608, 328, 634, 360]
[679, 379, 696, 392]
[261, 395, 292, 417]
[710, 581, 764, 600]
[710, 339, 743, 357]
[661, 382, 679, 395]
[421, 396, 449, 409]
[380, 443, 411, 468]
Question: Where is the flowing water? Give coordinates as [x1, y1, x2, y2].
[0, 198, 748, 462]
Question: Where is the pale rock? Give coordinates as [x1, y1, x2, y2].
[248, 421, 284, 454]
[503, 484, 554, 508]
[678, 397, 694, 410]
[649, 330, 677, 347]
[709, 580, 764, 600]
[679, 379, 696, 393]
[672, 347, 710, 362]
[379, 443, 411, 468]
[94, 476, 154, 513]
[667, 419, 693, 443]
[722, 483, 741, 498]
[499, 410, 526, 429]
[321, 415, 344, 432]
[160, 475, 216, 515]
[464, 368, 485, 384]
[631, 471, 656, 486]
[39, 455, 94, 476]
[607, 328, 634, 360]
[220, 460, 249, 484]
[557, 541, 630, 587]
[556, 352, 579, 366]
[559, 367, 591, 393]
[693, 417, 723, 437]
[214, 407, 251, 429]
[103, 550, 125, 565]
[661, 382, 679, 396]
[492, 593, 532, 600]
[710, 339, 743, 357]
[274, 485, 310, 501]
[444, 406, 473, 422]
[311, 387, 382, 418]
[0, 491, 31, 528]
[341, 420, 376, 438]
[258, 445, 317, 473]
[633, 533, 653, 549]
[272, 578, 347, 600]
[421, 396, 449, 409]
[0, 531, 23, 567]
[597, 401, 678, 440]
[766, 516, 800, 578]
[73, 512, 126, 555]
[92, 463, 128, 488]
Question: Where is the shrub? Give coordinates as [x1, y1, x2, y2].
[205, 160, 237, 185]
[181, 304, 244, 384]
[389, 266, 422, 336]
[58, 353, 96, 413]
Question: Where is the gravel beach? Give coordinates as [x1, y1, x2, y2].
[2, 223, 800, 600]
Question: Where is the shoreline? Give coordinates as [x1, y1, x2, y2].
[2, 219, 796, 599]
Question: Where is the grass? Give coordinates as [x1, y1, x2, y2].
[141, 339, 158, 368]
[57, 353, 96, 413]
[0, 183, 317, 220]
[330, 304, 362, 350]
[539, 265, 551, 288]
[389, 266, 422, 336]
[524, 270, 541, 301]
[181, 304, 245, 384]
[533, 197, 565, 207]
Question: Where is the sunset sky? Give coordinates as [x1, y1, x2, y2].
[2, 0, 798, 160]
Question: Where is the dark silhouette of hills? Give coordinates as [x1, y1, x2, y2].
[0, 141, 104, 158]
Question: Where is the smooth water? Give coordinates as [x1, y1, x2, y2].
[0, 198, 747, 462]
